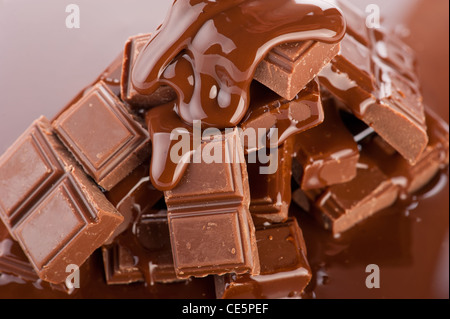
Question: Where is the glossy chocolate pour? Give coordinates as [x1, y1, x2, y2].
[132, 0, 345, 128]
[0, 0, 448, 299]
[136, 0, 345, 191]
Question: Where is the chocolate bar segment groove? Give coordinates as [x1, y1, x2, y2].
[165, 129, 260, 278]
[215, 218, 312, 299]
[0, 117, 123, 283]
[53, 81, 151, 191]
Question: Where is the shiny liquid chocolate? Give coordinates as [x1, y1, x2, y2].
[0, 0, 449, 299]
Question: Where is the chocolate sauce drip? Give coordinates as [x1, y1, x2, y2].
[133, 0, 345, 190]
[132, 0, 345, 128]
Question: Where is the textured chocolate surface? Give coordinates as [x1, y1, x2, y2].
[0, 0, 448, 300]
[294, 154, 400, 234]
[103, 210, 182, 286]
[293, 97, 360, 190]
[165, 129, 260, 278]
[215, 218, 311, 299]
[361, 109, 449, 194]
[53, 81, 151, 191]
[254, 41, 340, 100]
[247, 138, 295, 224]
[132, 0, 345, 128]
[318, 0, 428, 164]
[241, 78, 324, 150]
[105, 162, 163, 242]
[0, 117, 123, 283]
[121, 34, 176, 109]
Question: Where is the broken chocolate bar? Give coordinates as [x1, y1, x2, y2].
[103, 209, 182, 286]
[105, 162, 163, 242]
[0, 117, 123, 283]
[164, 129, 260, 279]
[241, 78, 324, 150]
[361, 109, 449, 194]
[254, 41, 340, 100]
[318, 0, 428, 164]
[0, 221, 39, 282]
[215, 218, 311, 299]
[247, 137, 295, 224]
[293, 154, 399, 234]
[121, 34, 177, 109]
[53, 81, 151, 191]
[0, 221, 77, 294]
[293, 96, 360, 190]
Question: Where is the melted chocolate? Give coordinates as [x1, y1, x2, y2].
[0, 0, 448, 299]
[132, 0, 345, 128]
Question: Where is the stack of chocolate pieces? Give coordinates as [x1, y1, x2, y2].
[0, 0, 448, 299]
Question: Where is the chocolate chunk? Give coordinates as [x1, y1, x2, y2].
[241, 78, 324, 150]
[215, 218, 312, 299]
[102, 243, 144, 285]
[103, 210, 183, 286]
[362, 109, 449, 194]
[0, 222, 76, 294]
[164, 128, 260, 279]
[0, 221, 39, 282]
[121, 34, 176, 109]
[254, 41, 341, 100]
[293, 97, 360, 190]
[247, 137, 295, 224]
[105, 162, 163, 243]
[53, 81, 151, 191]
[0, 117, 123, 283]
[293, 155, 399, 234]
[318, 1, 428, 164]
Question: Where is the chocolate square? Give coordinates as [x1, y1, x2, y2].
[53, 81, 150, 190]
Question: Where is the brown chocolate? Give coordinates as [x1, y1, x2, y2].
[1, 0, 449, 300]
[0, 221, 39, 282]
[164, 128, 260, 278]
[53, 81, 151, 191]
[293, 97, 360, 190]
[0, 117, 123, 283]
[132, 0, 345, 128]
[293, 154, 399, 234]
[105, 162, 163, 242]
[247, 138, 295, 224]
[121, 34, 177, 109]
[362, 109, 449, 194]
[215, 218, 312, 299]
[145, 102, 195, 191]
[241, 78, 324, 150]
[102, 210, 181, 286]
[254, 41, 340, 100]
[0, 222, 76, 294]
[318, 0, 428, 164]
